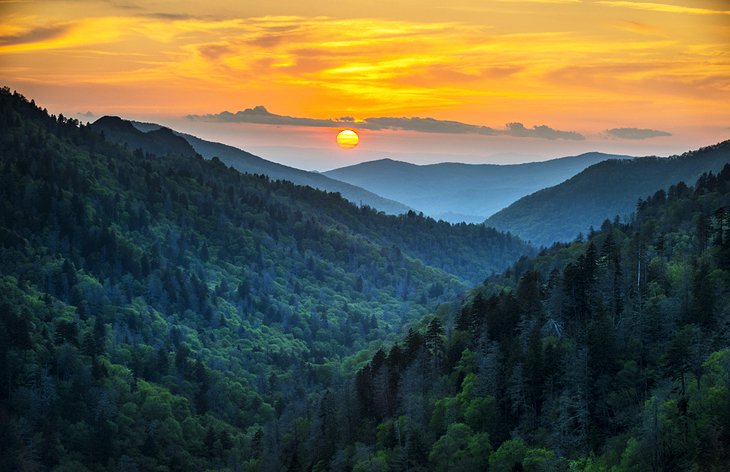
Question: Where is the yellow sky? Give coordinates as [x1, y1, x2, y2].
[1, 0, 728, 166]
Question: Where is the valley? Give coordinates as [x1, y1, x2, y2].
[1, 87, 729, 471]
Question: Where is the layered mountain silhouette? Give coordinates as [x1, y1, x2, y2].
[92, 116, 198, 158]
[486, 141, 730, 246]
[91, 117, 412, 215]
[324, 153, 632, 223]
[4, 87, 730, 471]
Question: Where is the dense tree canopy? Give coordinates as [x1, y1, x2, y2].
[1, 86, 728, 471]
[0, 87, 529, 471]
[335, 162, 730, 470]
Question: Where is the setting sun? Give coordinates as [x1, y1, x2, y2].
[336, 129, 359, 149]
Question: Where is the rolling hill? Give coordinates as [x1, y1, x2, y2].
[486, 141, 730, 246]
[324, 152, 632, 223]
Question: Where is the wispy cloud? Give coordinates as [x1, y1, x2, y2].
[496, 0, 581, 3]
[0, 24, 70, 46]
[597, 1, 730, 16]
[605, 127, 672, 139]
[188, 106, 585, 140]
[1, 5, 727, 131]
[0, 16, 127, 53]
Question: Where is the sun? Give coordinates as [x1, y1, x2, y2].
[336, 129, 359, 149]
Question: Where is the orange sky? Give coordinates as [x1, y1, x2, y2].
[1, 0, 729, 168]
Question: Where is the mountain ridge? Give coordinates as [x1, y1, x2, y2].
[93, 117, 413, 215]
[0, 87, 533, 470]
[486, 140, 730, 246]
[325, 151, 634, 222]
[336, 154, 730, 472]
[92, 115, 198, 158]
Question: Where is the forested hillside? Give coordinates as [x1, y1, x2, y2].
[317, 163, 730, 470]
[0, 88, 530, 471]
[486, 143, 730, 247]
[4, 86, 728, 472]
[91, 116, 199, 159]
[96, 118, 412, 215]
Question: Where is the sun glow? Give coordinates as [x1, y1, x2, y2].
[336, 129, 359, 149]
[1, 1, 727, 152]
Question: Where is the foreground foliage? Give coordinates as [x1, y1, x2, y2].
[334, 162, 730, 470]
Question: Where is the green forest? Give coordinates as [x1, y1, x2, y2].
[1, 86, 729, 471]
[0, 87, 527, 471]
[339, 169, 730, 471]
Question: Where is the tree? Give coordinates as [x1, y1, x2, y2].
[663, 325, 702, 395]
[489, 438, 527, 472]
[690, 259, 715, 327]
[428, 423, 490, 472]
[425, 318, 445, 372]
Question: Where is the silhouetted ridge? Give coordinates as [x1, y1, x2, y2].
[92, 115, 198, 158]
[129, 119, 414, 215]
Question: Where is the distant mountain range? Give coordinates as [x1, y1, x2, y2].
[324, 153, 633, 223]
[90, 116, 730, 250]
[486, 141, 730, 246]
[91, 117, 411, 215]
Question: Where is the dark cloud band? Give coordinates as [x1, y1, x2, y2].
[605, 127, 671, 140]
[187, 106, 585, 140]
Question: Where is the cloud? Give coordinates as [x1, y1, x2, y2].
[0, 25, 70, 46]
[361, 117, 498, 135]
[77, 111, 97, 118]
[496, 0, 581, 3]
[505, 122, 585, 140]
[368, 118, 584, 140]
[188, 107, 584, 140]
[189, 106, 337, 127]
[3, 11, 727, 129]
[198, 44, 233, 60]
[605, 127, 672, 140]
[597, 1, 730, 16]
[144, 12, 197, 21]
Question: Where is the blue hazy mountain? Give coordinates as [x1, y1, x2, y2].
[486, 141, 730, 246]
[324, 153, 632, 223]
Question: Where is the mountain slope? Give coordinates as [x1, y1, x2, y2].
[103, 118, 412, 215]
[0, 88, 531, 471]
[325, 152, 632, 223]
[486, 142, 730, 246]
[92, 116, 198, 158]
[315, 162, 730, 471]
